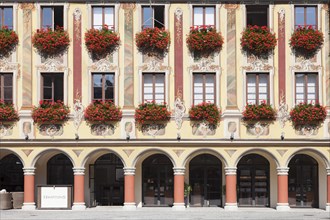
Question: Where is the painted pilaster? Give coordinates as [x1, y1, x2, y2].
[22, 167, 36, 210]
[224, 167, 238, 211]
[123, 167, 136, 210]
[326, 168, 330, 212]
[72, 167, 86, 210]
[174, 8, 183, 98]
[73, 9, 82, 100]
[276, 167, 290, 211]
[323, 4, 330, 109]
[278, 9, 286, 103]
[173, 167, 185, 210]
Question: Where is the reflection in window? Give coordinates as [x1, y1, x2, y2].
[92, 6, 114, 29]
[92, 73, 114, 102]
[0, 7, 13, 29]
[295, 73, 318, 104]
[193, 73, 215, 105]
[143, 73, 165, 103]
[0, 73, 13, 103]
[41, 6, 64, 29]
[246, 73, 269, 105]
[142, 6, 164, 29]
[193, 6, 215, 27]
[295, 6, 317, 29]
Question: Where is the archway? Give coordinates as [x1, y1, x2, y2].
[90, 153, 124, 206]
[237, 154, 270, 207]
[47, 153, 73, 185]
[189, 154, 222, 207]
[142, 154, 173, 206]
[288, 154, 318, 208]
[0, 154, 24, 192]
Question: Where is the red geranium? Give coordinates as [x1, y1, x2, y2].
[134, 101, 171, 126]
[85, 25, 120, 59]
[242, 101, 277, 124]
[0, 101, 19, 125]
[0, 26, 19, 58]
[84, 100, 122, 125]
[186, 25, 224, 57]
[135, 27, 170, 56]
[290, 26, 324, 58]
[241, 25, 277, 57]
[32, 100, 70, 125]
[32, 27, 70, 57]
[189, 102, 221, 127]
[289, 103, 327, 129]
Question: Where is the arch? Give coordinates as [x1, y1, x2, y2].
[30, 148, 76, 167]
[0, 148, 25, 167]
[233, 148, 280, 167]
[285, 148, 329, 169]
[47, 153, 74, 185]
[81, 148, 127, 168]
[132, 148, 176, 168]
[182, 149, 228, 167]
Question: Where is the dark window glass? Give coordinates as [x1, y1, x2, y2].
[92, 73, 114, 102]
[41, 73, 64, 102]
[246, 5, 268, 27]
[41, 6, 63, 29]
[0, 7, 13, 29]
[0, 73, 13, 103]
[142, 6, 164, 29]
[295, 6, 317, 29]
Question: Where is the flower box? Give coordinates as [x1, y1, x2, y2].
[134, 102, 171, 129]
[289, 103, 327, 130]
[0, 27, 19, 58]
[186, 26, 224, 58]
[85, 25, 120, 60]
[0, 101, 19, 126]
[242, 102, 277, 126]
[189, 102, 221, 129]
[84, 100, 122, 126]
[135, 27, 170, 57]
[240, 25, 277, 58]
[289, 26, 324, 58]
[32, 100, 70, 126]
[32, 27, 70, 58]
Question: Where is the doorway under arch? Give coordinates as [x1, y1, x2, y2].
[0, 154, 24, 192]
[47, 153, 73, 185]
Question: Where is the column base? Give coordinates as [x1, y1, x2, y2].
[326, 203, 330, 212]
[123, 202, 136, 210]
[72, 202, 86, 210]
[22, 202, 36, 210]
[224, 203, 238, 211]
[172, 203, 185, 210]
[276, 203, 290, 211]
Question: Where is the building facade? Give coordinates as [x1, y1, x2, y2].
[0, 0, 329, 212]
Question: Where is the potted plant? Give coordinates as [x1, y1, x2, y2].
[0, 26, 19, 58]
[0, 101, 19, 127]
[186, 25, 224, 58]
[289, 26, 324, 58]
[242, 101, 277, 126]
[85, 25, 120, 60]
[189, 102, 221, 130]
[32, 100, 70, 126]
[289, 102, 327, 130]
[32, 26, 70, 58]
[184, 183, 192, 207]
[240, 25, 277, 58]
[135, 27, 170, 57]
[84, 100, 122, 125]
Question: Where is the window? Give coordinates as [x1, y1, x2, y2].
[142, 6, 164, 29]
[92, 6, 114, 29]
[295, 6, 317, 29]
[0, 73, 13, 103]
[41, 73, 63, 101]
[193, 73, 216, 105]
[143, 73, 165, 103]
[41, 6, 63, 29]
[295, 73, 318, 104]
[92, 73, 114, 102]
[246, 5, 268, 27]
[246, 73, 269, 104]
[0, 7, 13, 30]
[193, 6, 215, 27]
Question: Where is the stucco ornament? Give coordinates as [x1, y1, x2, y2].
[277, 95, 289, 128]
[174, 97, 185, 130]
[73, 99, 84, 135]
[0, 58, 20, 72]
[37, 58, 67, 72]
[0, 124, 13, 138]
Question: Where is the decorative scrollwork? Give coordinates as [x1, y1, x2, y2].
[73, 99, 84, 134]
[141, 124, 165, 137]
[174, 97, 185, 131]
[277, 95, 290, 128]
[91, 124, 114, 136]
[0, 124, 13, 138]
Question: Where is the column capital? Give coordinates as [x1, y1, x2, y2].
[23, 167, 35, 175]
[73, 167, 85, 175]
[224, 167, 237, 175]
[277, 167, 289, 175]
[124, 167, 135, 176]
[173, 167, 185, 175]
[327, 168, 330, 176]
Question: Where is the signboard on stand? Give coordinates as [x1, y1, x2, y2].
[37, 185, 72, 209]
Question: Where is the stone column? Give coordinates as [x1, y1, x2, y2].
[224, 167, 237, 211]
[276, 167, 290, 211]
[72, 167, 86, 210]
[326, 168, 330, 212]
[22, 167, 36, 210]
[173, 167, 185, 210]
[124, 167, 136, 210]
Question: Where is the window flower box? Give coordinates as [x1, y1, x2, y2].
[0, 101, 19, 137]
[0, 26, 19, 58]
[32, 100, 70, 126]
[135, 27, 170, 57]
[242, 102, 276, 126]
[289, 26, 324, 58]
[240, 25, 277, 58]
[186, 26, 224, 58]
[85, 25, 120, 60]
[189, 102, 221, 129]
[32, 27, 70, 58]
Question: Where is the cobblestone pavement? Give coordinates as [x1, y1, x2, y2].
[1, 207, 329, 220]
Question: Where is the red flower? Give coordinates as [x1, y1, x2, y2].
[0, 26, 19, 58]
[134, 101, 171, 126]
[242, 102, 277, 124]
[0, 101, 19, 125]
[84, 100, 122, 125]
[289, 103, 326, 129]
[189, 102, 221, 127]
[32, 101, 70, 125]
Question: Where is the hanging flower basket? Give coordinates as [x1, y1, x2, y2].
[85, 25, 120, 60]
[135, 27, 170, 57]
[289, 26, 324, 58]
[186, 26, 224, 58]
[134, 101, 171, 127]
[32, 100, 70, 126]
[289, 103, 327, 130]
[189, 102, 221, 128]
[0, 101, 19, 125]
[240, 25, 277, 57]
[84, 100, 122, 125]
[32, 27, 70, 58]
[0, 26, 19, 58]
[242, 102, 277, 125]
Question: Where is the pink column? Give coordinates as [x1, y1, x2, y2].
[224, 167, 237, 210]
[22, 167, 36, 210]
[72, 168, 86, 210]
[172, 168, 185, 210]
[123, 168, 136, 210]
[276, 167, 290, 211]
[326, 169, 330, 212]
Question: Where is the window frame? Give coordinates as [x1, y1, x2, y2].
[246, 73, 270, 105]
[41, 73, 64, 102]
[192, 73, 216, 105]
[192, 6, 216, 28]
[142, 73, 166, 104]
[91, 6, 115, 30]
[294, 72, 319, 104]
[245, 5, 269, 27]
[40, 6, 64, 29]
[0, 73, 13, 103]
[0, 6, 13, 30]
[294, 5, 317, 29]
[91, 72, 115, 102]
[141, 5, 165, 29]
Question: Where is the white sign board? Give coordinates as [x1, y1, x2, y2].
[40, 187, 68, 208]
